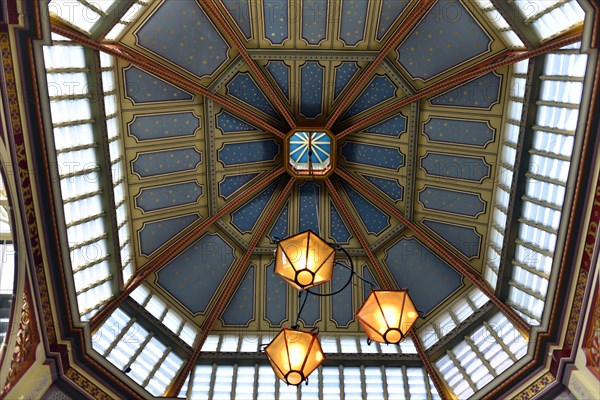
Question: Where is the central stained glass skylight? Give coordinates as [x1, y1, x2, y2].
[287, 131, 332, 174]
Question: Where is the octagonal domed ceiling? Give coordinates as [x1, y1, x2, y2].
[112, 0, 511, 335]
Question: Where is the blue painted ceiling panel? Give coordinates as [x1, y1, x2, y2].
[385, 238, 463, 315]
[341, 141, 404, 170]
[268, 202, 289, 243]
[138, 214, 199, 256]
[218, 139, 279, 166]
[377, 0, 409, 40]
[300, 62, 324, 118]
[329, 201, 351, 244]
[342, 76, 397, 120]
[157, 233, 235, 314]
[135, 181, 202, 212]
[263, 0, 289, 44]
[423, 117, 495, 147]
[265, 261, 287, 325]
[334, 62, 360, 99]
[430, 73, 501, 108]
[341, 182, 390, 235]
[266, 61, 290, 100]
[227, 73, 280, 118]
[222, 0, 252, 38]
[397, 0, 492, 80]
[299, 286, 321, 326]
[421, 153, 490, 182]
[219, 173, 260, 199]
[136, 0, 230, 78]
[362, 175, 404, 201]
[331, 261, 354, 327]
[124, 66, 192, 103]
[302, 0, 328, 45]
[231, 180, 279, 233]
[299, 181, 320, 235]
[132, 147, 201, 178]
[422, 219, 481, 260]
[339, 0, 368, 45]
[362, 265, 376, 300]
[129, 112, 200, 142]
[222, 266, 255, 325]
[216, 111, 259, 133]
[364, 113, 407, 137]
[419, 186, 485, 218]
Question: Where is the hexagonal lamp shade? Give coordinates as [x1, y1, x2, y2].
[356, 290, 418, 344]
[274, 230, 335, 290]
[265, 328, 325, 386]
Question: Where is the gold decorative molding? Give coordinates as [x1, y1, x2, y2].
[512, 371, 556, 400]
[2, 282, 39, 394]
[583, 279, 600, 378]
[0, 31, 57, 345]
[64, 368, 114, 400]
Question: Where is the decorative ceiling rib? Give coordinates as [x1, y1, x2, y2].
[325, 178, 395, 291]
[165, 177, 296, 397]
[337, 168, 529, 333]
[203, 0, 296, 128]
[337, 29, 582, 139]
[89, 166, 285, 330]
[325, 0, 435, 128]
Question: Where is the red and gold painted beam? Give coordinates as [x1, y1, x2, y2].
[328, 175, 453, 397]
[325, 0, 436, 129]
[50, 20, 287, 139]
[327, 176, 453, 399]
[337, 28, 583, 139]
[324, 178, 396, 291]
[327, 179, 454, 398]
[204, 0, 296, 129]
[411, 331, 453, 400]
[336, 168, 531, 337]
[90, 167, 286, 331]
[165, 177, 296, 397]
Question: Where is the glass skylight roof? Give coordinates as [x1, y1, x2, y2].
[288, 131, 332, 172]
[39, 2, 594, 398]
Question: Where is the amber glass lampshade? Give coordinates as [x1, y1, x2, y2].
[356, 290, 418, 344]
[264, 328, 325, 385]
[274, 230, 335, 290]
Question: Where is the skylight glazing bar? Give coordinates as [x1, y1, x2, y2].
[99, 318, 136, 357]
[182, 363, 444, 399]
[43, 41, 118, 321]
[434, 313, 528, 397]
[513, 0, 584, 41]
[49, 0, 149, 39]
[507, 45, 587, 325]
[93, 307, 186, 396]
[514, 238, 554, 258]
[511, 259, 550, 279]
[129, 284, 198, 347]
[99, 52, 136, 285]
[506, 300, 541, 324]
[72, 252, 111, 274]
[472, 1, 526, 48]
[48, 0, 102, 33]
[121, 330, 154, 369]
[528, 148, 571, 161]
[418, 287, 490, 350]
[483, 60, 530, 289]
[104, 1, 151, 41]
[508, 280, 546, 301]
[444, 350, 477, 394]
[482, 321, 518, 362]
